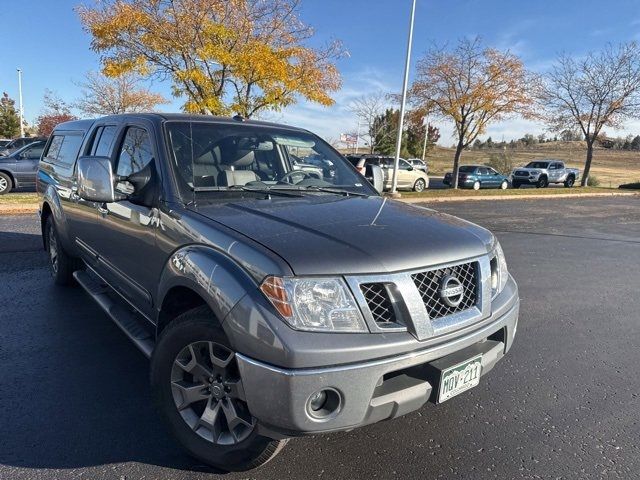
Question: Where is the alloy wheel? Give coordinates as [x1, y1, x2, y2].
[0, 176, 7, 193]
[171, 341, 255, 445]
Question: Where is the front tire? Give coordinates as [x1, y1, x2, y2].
[413, 178, 426, 192]
[536, 176, 549, 188]
[151, 306, 288, 472]
[45, 216, 81, 286]
[0, 172, 12, 195]
[500, 180, 508, 190]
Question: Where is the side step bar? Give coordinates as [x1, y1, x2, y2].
[74, 270, 155, 358]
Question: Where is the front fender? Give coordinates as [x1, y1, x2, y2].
[157, 245, 257, 333]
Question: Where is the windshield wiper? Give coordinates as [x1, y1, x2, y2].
[193, 185, 303, 197]
[299, 185, 369, 197]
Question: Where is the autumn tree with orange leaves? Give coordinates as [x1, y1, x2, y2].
[411, 38, 535, 188]
[77, 0, 343, 118]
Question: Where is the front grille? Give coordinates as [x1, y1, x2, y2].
[411, 262, 478, 320]
[515, 170, 530, 176]
[360, 283, 397, 326]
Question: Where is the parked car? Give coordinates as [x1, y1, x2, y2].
[0, 136, 47, 156]
[407, 158, 428, 173]
[443, 165, 510, 190]
[38, 114, 519, 471]
[0, 141, 46, 194]
[351, 156, 431, 192]
[511, 160, 580, 188]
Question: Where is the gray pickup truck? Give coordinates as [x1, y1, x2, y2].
[37, 114, 519, 472]
[511, 160, 580, 188]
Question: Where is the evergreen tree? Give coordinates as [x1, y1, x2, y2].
[0, 92, 20, 138]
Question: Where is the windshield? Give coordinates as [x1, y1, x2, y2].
[526, 161, 550, 169]
[165, 121, 375, 201]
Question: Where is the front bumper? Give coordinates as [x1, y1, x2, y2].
[237, 295, 519, 438]
[512, 175, 539, 184]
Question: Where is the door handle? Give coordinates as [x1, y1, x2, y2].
[97, 204, 109, 217]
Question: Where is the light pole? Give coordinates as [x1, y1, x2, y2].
[421, 115, 429, 161]
[17, 68, 24, 137]
[390, 0, 417, 196]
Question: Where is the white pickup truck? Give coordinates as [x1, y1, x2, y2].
[511, 160, 580, 188]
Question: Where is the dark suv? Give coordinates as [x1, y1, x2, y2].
[38, 114, 519, 472]
[0, 136, 47, 156]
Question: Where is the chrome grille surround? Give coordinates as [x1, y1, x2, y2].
[345, 255, 492, 340]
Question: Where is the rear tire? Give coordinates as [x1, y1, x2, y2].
[151, 306, 288, 472]
[413, 178, 426, 192]
[0, 172, 12, 195]
[564, 176, 575, 188]
[45, 216, 81, 286]
[472, 180, 481, 190]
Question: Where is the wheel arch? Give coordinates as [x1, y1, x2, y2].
[40, 202, 53, 250]
[0, 169, 16, 188]
[156, 245, 257, 341]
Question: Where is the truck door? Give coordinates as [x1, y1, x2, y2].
[91, 123, 165, 318]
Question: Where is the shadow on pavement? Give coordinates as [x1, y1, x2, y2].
[0, 263, 215, 474]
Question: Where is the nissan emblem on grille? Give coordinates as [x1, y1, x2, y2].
[439, 275, 464, 307]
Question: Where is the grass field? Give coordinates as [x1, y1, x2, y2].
[422, 141, 640, 188]
[0, 193, 39, 215]
[402, 186, 635, 200]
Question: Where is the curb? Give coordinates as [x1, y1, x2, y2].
[398, 191, 639, 203]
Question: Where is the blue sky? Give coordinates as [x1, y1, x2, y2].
[2, 0, 640, 144]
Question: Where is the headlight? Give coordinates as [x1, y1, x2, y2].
[260, 276, 368, 333]
[490, 239, 508, 297]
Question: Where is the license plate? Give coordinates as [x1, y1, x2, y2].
[438, 355, 482, 403]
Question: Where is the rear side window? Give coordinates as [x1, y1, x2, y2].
[43, 136, 64, 162]
[90, 125, 118, 157]
[56, 135, 84, 166]
[115, 127, 154, 177]
[24, 144, 44, 159]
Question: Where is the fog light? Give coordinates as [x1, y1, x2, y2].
[306, 389, 341, 420]
[309, 391, 327, 411]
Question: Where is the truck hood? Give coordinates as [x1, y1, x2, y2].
[192, 196, 493, 275]
[513, 167, 544, 174]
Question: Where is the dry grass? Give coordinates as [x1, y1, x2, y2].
[0, 193, 39, 215]
[402, 186, 632, 200]
[423, 142, 640, 188]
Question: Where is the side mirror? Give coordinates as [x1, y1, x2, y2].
[366, 164, 384, 194]
[407, 165, 414, 171]
[77, 156, 126, 203]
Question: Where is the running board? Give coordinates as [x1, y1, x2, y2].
[74, 270, 155, 358]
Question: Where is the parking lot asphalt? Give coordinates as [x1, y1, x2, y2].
[1, 196, 639, 480]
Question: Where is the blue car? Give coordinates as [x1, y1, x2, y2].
[0, 141, 46, 194]
[443, 165, 510, 190]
